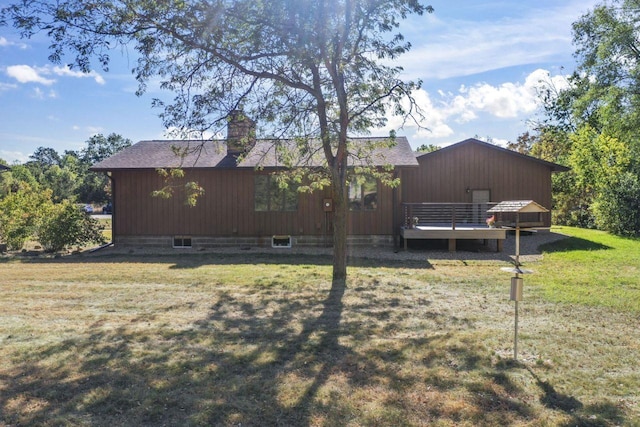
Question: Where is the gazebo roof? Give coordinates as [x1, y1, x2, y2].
[487, 200, 549, 214]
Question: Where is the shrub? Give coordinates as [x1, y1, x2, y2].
[0, 185, 51, 250]
[36, 200, 106, 252]
[593, 172, 640, 237]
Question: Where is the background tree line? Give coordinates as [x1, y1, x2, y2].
[2, 0, 639, 256]
[0, 133, 130, 251]
[514, 0, 640, 237]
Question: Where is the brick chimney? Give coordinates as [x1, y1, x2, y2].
[227, 110, 256, 155]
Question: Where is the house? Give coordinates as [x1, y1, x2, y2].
[91, 115, 418, 248]
[396, 139, 568, 250]
[402, 138, 568, 215]
[92, 119, 568, 250]
[401, 138, 568, 227]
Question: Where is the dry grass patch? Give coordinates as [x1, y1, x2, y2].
[0, 245, 638, 426]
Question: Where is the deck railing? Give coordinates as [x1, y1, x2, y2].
[402, 202, 498, 229]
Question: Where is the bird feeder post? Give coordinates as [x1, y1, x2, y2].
[488, 201, 548, 362]
[510, 275, 523, 359]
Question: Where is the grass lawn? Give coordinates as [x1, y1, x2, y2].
[0, 227, 638, 426]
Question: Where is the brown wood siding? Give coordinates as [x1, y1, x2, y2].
[401, 143, 553, 226]
[112, 169, 395, 238]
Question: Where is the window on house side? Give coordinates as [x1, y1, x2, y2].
[348, 178, 378, 211]
[254, 175, 299, 211]
[173, 236, 192, 248]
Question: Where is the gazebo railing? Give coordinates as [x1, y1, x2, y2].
[402, 202, 498, 229]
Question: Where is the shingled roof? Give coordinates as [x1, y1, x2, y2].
[91, 136, 418, 171]
[91, 140, 231, 170]
[487, 200, 549, 213]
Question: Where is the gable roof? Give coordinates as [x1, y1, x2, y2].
[416, 138, 570, 172]
[91, 136, 418, 171]
[0, 164, 10, 172]
[487, 200, 549, 213]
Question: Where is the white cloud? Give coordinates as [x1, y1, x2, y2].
[87, 126, 104, 134]
[0, 82, 18, 91]
[72, 125, 104, 134]
[5, 64, 106, 86]
[398, 0, 600, 80]
[52, 65, 106, 85]
[6, 65, 55, 85]
[31, 87, 57, 99]
[382, 68, 566, 144]
[452, 81, 538, 119]
[0, 36, 28, 49]
[32, 87, 44, 99]
[0, 149, 29, 164]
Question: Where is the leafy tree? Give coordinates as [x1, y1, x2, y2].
[0, 185, 51, 250]
[528, 126, 573, 163]
[22, 147, 61, 195]
[533, 1, 640, 234]
[506, 132, 535, 155]
[36, 200, 106, 252]
[570, 1, 640, 138]
[77, 134, 132, 203]
[29, 146, 61, 168]
[569, 126, 631, 195]
[1, 164, 39, 195]
[568, 125, 637, 233]
[592, 172, 640, 236]
[80, 133, 132, 165]
[44, 164, 78, 202]
[416, 143, 440, 153]
[2, 0, 433, 285]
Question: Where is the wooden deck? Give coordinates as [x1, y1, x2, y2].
[400, 225, 506, 252]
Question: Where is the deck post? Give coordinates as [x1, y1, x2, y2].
[451, 205, 456, 230]
[448, 238, 456, 252]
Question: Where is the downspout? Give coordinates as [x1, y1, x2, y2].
[392, 168, 400, 252]
[107, 171, 115, 244]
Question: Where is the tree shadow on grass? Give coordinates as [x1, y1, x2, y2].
[539, 236, 612, 253]
[522, 366, 626, 427]
[0, 278, 632, 426]
[7, 250, 435, 271]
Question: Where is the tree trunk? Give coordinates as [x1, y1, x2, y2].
[331, 176, 348, 286]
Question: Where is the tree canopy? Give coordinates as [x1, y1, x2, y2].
[2, 0, 433, 284]
[0, 134, 129, 252]
[529, 0, 640, 236]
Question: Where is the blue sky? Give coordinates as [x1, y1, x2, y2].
[0, 0, 599, 164]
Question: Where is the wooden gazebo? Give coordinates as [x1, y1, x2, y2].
[487, 200, 549, 229]
[488, 200, 549, 267]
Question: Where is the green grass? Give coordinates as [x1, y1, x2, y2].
[532, 226, 640, 312]
[0, 229, 639, 426]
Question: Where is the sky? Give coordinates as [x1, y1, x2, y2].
[0, 0, 600, 164]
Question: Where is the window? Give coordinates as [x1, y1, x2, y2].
[173, 236, 192, 248]
[272, 235, 292, 248]
[254, 175, 299, 211]
[349, 177, 378, 210]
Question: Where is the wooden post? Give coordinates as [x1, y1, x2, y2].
[451, 205, 456, 230]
